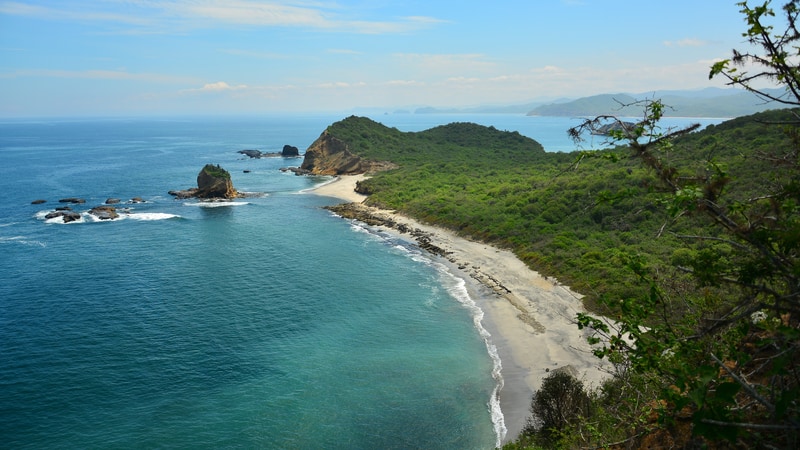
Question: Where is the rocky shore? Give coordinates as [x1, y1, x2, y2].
[326, 203, 525, 307]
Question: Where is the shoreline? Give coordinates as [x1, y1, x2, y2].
[311, 175, 611, 443]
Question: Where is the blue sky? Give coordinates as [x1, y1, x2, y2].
[0, 1, 765, 117]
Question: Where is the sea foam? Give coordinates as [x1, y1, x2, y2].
[183, 201, 250, 208]
[350, 219, 508, 446]
[36, 210, 180, 224]
[0, 236, 46, 247]
[125, 213, 181, 221]
[433, 263, 507, 447]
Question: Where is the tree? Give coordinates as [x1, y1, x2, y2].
[521, 370, 593, 448]
[569, 1, 800, 447]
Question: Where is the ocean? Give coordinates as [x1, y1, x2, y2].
[0, 113, 722, 449]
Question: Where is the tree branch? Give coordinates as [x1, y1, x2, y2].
[711, 352, 775, 413]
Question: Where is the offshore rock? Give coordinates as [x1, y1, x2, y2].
[45, 210, 81, 223]
[238, 145, 300, 158]
[89, 205, 118, 220]
[238, 149, 263, 158]
[281, 145, 300, 157]
[59, 197, 86, 204]
[169, 164, 238, 199]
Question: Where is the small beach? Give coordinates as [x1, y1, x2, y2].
[312, 175, 612, 442]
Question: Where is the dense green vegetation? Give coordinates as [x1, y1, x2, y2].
[325, 2, 800, 447]
[326, 87, 798, 450]
[201, 163, 231, 179]
[327, 112, 791, 310]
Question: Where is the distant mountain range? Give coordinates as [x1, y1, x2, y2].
[411, 87, 787, 118]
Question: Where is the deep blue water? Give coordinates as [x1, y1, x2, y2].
[0, 114, 722, 449]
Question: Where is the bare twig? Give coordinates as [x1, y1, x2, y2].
[711, 353, 775, 413]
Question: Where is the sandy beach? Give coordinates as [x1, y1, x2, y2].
[311, 175, 611, 443]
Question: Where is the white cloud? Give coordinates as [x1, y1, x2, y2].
[176, 0, 329, 27]
[0, 1, 443, 34]
[384, 80, 423, 86]
[315, 81, 366, 89]
[327, 49, 361, 55]
[0, 68, 194, 84]
[0, 1, 154, 26]
[182, 81, 248, 93]
[446, 76, 481, 83]
[222, 48, 291, 59]
[403, 16, 447, 25]
[393, 53, 496, 77]
[664, 38, 709, 47]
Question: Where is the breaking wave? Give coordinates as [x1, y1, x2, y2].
[183, 201, 250, 208]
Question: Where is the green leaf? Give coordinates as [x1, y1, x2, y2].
[714, 381, 741, 403]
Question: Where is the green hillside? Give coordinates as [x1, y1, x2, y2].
[324, 111, 788, 306]
[324, 108, 799, 448]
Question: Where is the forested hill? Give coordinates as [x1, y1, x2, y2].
[526, 89, 784, 117]
[324, 116, 546, 165]
[323, 110, 795, 307]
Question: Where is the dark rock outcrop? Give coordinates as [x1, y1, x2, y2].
[280, 167, 310, 175]
[168, 189, 195, 199]
[45, 211, 81, 223]
[298, 131, 397, 176]
[59, 197, 86, 204]
[239, 149, 263, 158]
[31, 199, 46, 205]
[196, 164, 237, 199]
[325, 203, 451, 258]
[282, 145, 300, 157]
[106, 198, 121, 205]
[299, 131, 368, 175]
[239, 145, 301, 158]
[169, 164, 238, 199]
[89, 205, 118, 220]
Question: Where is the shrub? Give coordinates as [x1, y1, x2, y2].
[522, 370, 593, 447]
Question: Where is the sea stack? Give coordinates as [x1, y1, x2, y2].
[169, 164, 238, 199]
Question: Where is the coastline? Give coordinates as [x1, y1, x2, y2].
[311, 175, 611, 443]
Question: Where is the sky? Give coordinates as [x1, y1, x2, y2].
[0, 0, 773, 117]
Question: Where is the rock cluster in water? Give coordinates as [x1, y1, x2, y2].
[35, 197, 147, 223]
[238, 145, 299, 158]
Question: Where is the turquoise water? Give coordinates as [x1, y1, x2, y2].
[0, 114, 720, 448]
[0, 116, 501, 449]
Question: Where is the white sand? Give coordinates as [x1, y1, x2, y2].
[311, 175, 611, 443]
[311, 174, 369, 203]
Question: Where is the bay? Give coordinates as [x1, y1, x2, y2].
[0, 113, 723, 448]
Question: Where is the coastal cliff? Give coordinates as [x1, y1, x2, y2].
[299, 130, 367, 175]
[298, 129, 397, 175]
